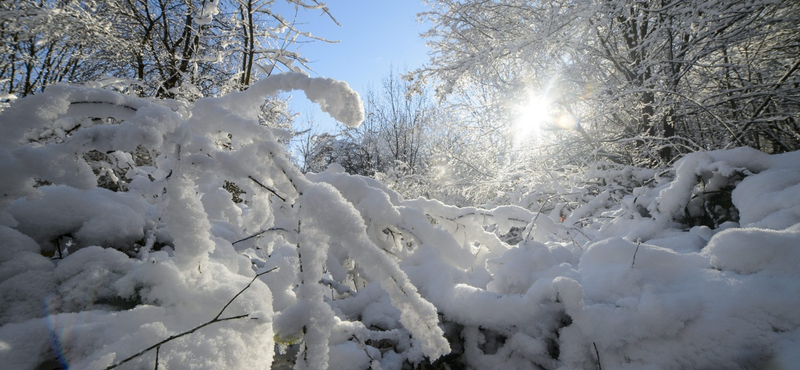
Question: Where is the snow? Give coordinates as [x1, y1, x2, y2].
[733, 168, 800, 229]
[1, 78, 799, 370]
[7, 186, 151, 254]
[212, 73, 365, 129]
[707, 224, 800, 275]
[196, 0, 219, 26]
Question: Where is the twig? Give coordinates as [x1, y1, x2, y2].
[104, 267, 278, 370]
[569, 234, 582, 251]
[524, 197, 552, 242]
[248, 175, 287, 202]
[153, 346, 159, 370]
[731, 58, 800, 146]
[63, 123, 82, 136]
[631, 239, 642, 268]
[70, 100, 138, 112]
[105, 316, 249, 369]
[320, 277, 355, 296]
[231, 228, 288, 245]
[593, 342, 602, 370]
[351, 336, 377, 362]
[214, 267, 278, 321]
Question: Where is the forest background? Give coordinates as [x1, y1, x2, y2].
[4, 0, 798, 205]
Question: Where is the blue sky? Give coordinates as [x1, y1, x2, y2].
[274, 1, 431, 132]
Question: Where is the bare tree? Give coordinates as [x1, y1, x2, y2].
[301, 69, 434, 179]
[371, 68, 431, 171]
[0, 1, 122, 97]
[0, 0, 338, 99]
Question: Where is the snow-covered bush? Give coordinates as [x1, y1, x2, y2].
[436, 149, 800, 369]
[0, 74, 450, 370]
[2, 74, 800, 370]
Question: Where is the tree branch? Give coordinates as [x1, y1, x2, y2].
[248, 175, 287, 202]
[104, 267, 278, 370]
[231, 228, 288, 245]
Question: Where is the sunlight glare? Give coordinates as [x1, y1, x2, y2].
[513, 94, 551, 146]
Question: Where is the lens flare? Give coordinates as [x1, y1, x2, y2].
[554, 111, 578, 130]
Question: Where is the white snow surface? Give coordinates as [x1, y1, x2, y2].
[0, 79, 798, 370]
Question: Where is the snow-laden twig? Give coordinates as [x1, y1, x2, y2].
[248, 175, 287, 202]
[103, 267, 277, 370]
[524, 196, 552, 242]
[593, 342, 602, 370]
[231, 227, 288, 245]
[631, 239, 642, 268]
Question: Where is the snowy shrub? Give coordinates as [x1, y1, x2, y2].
[0, 74, 450, 369]
[2, 75, 800, 370]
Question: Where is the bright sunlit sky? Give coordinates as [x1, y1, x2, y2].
[275, 1, 431, 133]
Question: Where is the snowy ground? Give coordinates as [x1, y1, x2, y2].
[0, 77, 798, 370]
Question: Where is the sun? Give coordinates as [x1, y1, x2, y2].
[512, 93, 552, 145]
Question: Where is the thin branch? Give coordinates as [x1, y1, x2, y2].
[524, 196, 554, 242]
[594, 342, 602, 370]
[70, 100, 139, 112]
[214, 267, 277, 321]
[731, 58, 800, 145]
[231, 227, 288, 245]
[310, 0, 340, 26]
[153, 346, 159, 370]
[104, 267, 278, 370]
[248, 175, 287, 202]
[320, 277, 355, 296]
[631, 239, 642, 268]
[104, 315, 249, 369]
